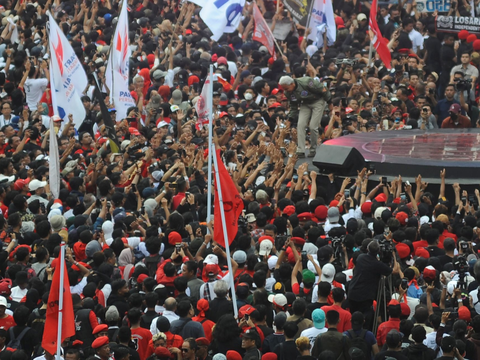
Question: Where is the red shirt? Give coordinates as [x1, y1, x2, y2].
[172, 192, 186, 210]
[192, 316, 215, 342]
[0, 315, 15, 330]
[439, 230, 457, 249]
[131, 327, 152, 360]
[376, 317, 400, 347]
[413, 240, 428, 252]
[322, 304, 351, 332]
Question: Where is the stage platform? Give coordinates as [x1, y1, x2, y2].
[311, 129, 480, 185]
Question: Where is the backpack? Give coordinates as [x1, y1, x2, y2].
[347, 330, 370, 359]
[144, 254, 161, 277]
[7, 327, 30, 350]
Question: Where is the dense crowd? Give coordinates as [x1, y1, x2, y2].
[0, 0, 479, 360]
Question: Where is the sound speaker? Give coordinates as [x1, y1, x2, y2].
[313, 145, 365, 176]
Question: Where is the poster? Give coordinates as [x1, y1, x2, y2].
[265, 19, 294, 40]
[416, 0, 451, 12]
[436, 15, 480, 35]
[282, 0, 312, 26]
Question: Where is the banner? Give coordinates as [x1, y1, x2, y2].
[370, 0, 392, 69]
[415, 0, 451, 12]
[48, 11, 87, 127]
[308, 0, 336, 47]
[436, 16, 480, 34]
[191, 0, 246, 41]
[252, 3, 275, 57]
[282, 0, 312, 26]
[265, 19, 294, 41]
[107, 0, 136, 122]
[195, 74, 212, 130]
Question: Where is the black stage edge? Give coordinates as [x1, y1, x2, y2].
[312, 129, 480, 186]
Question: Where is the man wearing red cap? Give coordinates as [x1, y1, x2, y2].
[92, 336, 112, 360]
[441, 103, 470, 129]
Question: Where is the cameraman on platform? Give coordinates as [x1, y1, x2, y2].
[348, 239, 402, 330]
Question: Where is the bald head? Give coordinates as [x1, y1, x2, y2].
[164, 297, 177, 311]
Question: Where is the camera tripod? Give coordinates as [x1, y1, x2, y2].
[373, 274, 394, 336]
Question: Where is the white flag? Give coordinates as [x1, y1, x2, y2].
[308, 0, 336, 47]
[198, 0, 246, 41]
[195, 74, 212, 130]
[48, 11, 87, 127]
[7, 18, 18, 44]
[48, 116, 60, 200]
[48, 12, 88, 94]
[108, 0, 136, 121]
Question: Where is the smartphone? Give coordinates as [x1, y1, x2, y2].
[292, 174, 298, 181]
[384, 226, 390, 237]
[383, 119, 389, 130]
[403, 72, 409, 78]
[401, 278, 408, 290]
[175, 243, 181, 253]
[449, 312, 459, 320]
[131, 184, 137, 192]
[344, 189, 350, 198]
[462, 196, 467, 206]
[469, 194, 475, 204]
[372, 107, 377, 113]
[400, 193, 406, 201]
[244, 314, 250, 321]
[406, 181, 411, 187]
[381, 177, 387, 185]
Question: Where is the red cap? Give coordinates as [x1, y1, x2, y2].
[396, 243, 410, 259]
[423, 265, 436, 281]
[205, 264, 218, 275]
[315, 205, 328, 220]
[238, 305, 255, 319]
[375, 193, 387, 203]
[268, 102, 282, 109]
[467, 34, 477, 43]
[415, 247, 430, 259]
[211, 54, 218, 62]
[92, 324, 108, 335]
[137, 274, 148, 284]
[271, 88, 283, 95]
[262, 353, 278, 360]
[98, 137, 108, 145]
[449, 103, 461, 114]
[283, 205, 296, 216]
[129, 127, 140, 136]
[291, 237, 306, 247]
[219, 111, 229, 118]
[188, 75, 200, 86]
[259, 235, 275, 244]
[168, 231, 182, 245]
[92, 336, 109, 349]
[14, 178, 30, 191]
[227, 351, 243, 360]
[396, 212, 409, 226]
[474, 39, 480, 52]
[297, 212, 312, 222]
[185, 29, 192, 35]
[388, 299, 400, 306]
[361, 202, 372, 215]
[459, 30, 470, 40]
[217, 56, 228, 65]
[335, 16, 345, 29]
[458, 306, 471, 321]
[155, 347, 173, 358]
[0, 278, 12, 296]
[400, 303, 410, 317]
[147, 54, 155, 65]
[268, 57, 275, 65]
[196, 337, 210, 346]
[329, 200, 344, 213]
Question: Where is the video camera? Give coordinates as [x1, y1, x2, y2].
[335, 58, 358, 67]
[378, 237, 394, 264]
[454, 254, 469, 273]
[454, 78, 472, 92]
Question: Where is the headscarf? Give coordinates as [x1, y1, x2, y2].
[138, 68, 151, 97]
[118, 248, 133, 266]
[158, 85, 170, 102]
[196, 299, 209, 318]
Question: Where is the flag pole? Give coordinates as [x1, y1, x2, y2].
[206, 65, 213, 229]
[55, 243, 65, 360]
[212, 149, 239, 318]
[368, 39, 373, 67]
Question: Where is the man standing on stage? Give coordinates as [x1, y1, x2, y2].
[279, 75, 330, 158]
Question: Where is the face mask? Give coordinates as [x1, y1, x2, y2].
[450, 112, 458, 120]
[245, 93, 253, 101]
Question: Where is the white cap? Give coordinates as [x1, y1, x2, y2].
[267, 256, 278, 270]
[0, 296, 7, 307]
[204, 254, 218, 265]
[259, 239, 273, 256]
[29, 179, 47, 191]
[320, 263, 336, 283]
[268, 293, 287, 307]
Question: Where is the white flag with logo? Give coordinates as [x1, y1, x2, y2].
[308, 0, 336, 47]
[48, 12, 86, 128]
[49, 115, 60, 200]
[195, 74, 212, 130]
[108, 0, 136, 122]
[198, 0, 246, 41]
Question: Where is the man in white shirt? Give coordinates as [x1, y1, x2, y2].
[27, 179, 50, 207]
[24, 61, 49, 110]
[404, 18, 424, 53]
[150, 297, 179, 335]
[0, 102, 18, 128]
[300, 309, 327, 350]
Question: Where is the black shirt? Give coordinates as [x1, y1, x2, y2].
[426, 246, 446, 257]
[274, 340, 300, 360]
[424, 36, 442, 73]
[374, 350, 409, 360]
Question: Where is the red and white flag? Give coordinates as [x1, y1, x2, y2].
[195, 74, 212, 131]
[369, 0, 392, 69]
[213, 149, 244, 248]
[41, 248, 75, 355]
[252, 3, 276, 59]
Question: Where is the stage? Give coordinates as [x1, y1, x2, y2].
[311, 129, 480, 185]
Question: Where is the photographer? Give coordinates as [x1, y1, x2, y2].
[348, 239, 402, 329]
[452, 71, 474, 113]
[450, 52, 478, 92]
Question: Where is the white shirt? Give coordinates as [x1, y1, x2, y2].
[301, 327, 327, 351]
[391, 292, 420, 319]
[408, 29, 424, 53]
[106, 236, 142, 248]
[150, 310, 180, 335]
[470, 288, 480, 313]
[10, 286, 27, 302]
[24, 78, 48, 110]
[70, 276, 88, 295]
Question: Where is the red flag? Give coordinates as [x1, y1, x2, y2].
[369, 0, 392, 69]
[214, 149, 244, 248]
[252, 3, 276, 58]
[41, 252, 75, 355]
